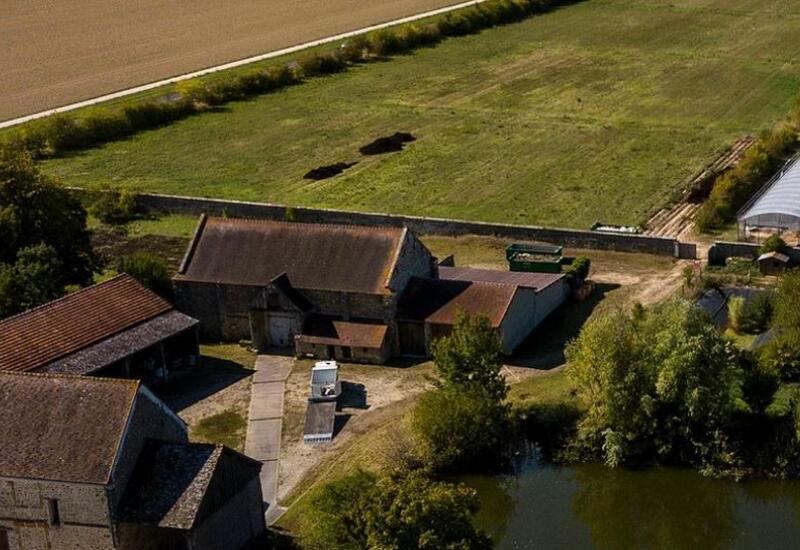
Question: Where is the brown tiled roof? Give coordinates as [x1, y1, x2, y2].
[298, 316, 389, 349]
[439, 266, 564, 291]
[0, 372, 138, 484]
[176, 217, 405, 294]
[0, 274, 173, 373]
[397, 278, 517, 327]
[120, 441, 261, 530]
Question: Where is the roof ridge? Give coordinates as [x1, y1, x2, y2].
[0, 370, 140, 386]
[207, 215, 405, 234]
[0, 273, 134, 326]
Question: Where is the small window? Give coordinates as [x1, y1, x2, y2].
[46, 498, 61, 527]
[341, 347, 352, 360]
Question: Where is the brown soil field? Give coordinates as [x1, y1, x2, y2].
[1, 0, 463, 122]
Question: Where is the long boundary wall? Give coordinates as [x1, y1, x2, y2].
[95, 191, 693, 257]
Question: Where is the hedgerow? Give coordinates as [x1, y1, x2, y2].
[696, 110, 800, 232]
[1, 0, 579, 159]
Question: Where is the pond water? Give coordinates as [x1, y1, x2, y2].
[460, 452, 800, 550]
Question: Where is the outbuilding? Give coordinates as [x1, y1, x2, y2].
[0, 274, 199, 386]
[758, 251, 789, 275]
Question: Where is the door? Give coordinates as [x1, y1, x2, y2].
[399, 322, 426, 356]
[268, 314, 293, 347]
[0, 529, 9, 550]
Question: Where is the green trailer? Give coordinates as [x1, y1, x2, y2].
[506, 243, 564, 273]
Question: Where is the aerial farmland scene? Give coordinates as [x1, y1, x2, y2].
[2, 0, 800, 549]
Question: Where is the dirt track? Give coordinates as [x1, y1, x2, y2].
[1, 0, 463, 122]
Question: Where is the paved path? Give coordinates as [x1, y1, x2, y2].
[0, 0, 486, 129]
[245, 354, 293, 523]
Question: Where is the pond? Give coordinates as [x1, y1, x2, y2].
[460, 451, 800, 550]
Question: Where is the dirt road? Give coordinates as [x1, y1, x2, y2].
[1, 0, 465, 122]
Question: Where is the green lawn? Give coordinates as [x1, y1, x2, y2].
[44, 0, 800, 229]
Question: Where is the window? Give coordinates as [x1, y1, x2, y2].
[46, 498, 61, 527]
[0, 528, 9, 550]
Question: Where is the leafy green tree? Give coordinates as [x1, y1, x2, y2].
[566, 299, 743, 468]
[431, 311, 506, 401]
[773, 271, 800, 332]
[0, 148, 94, 285]
[760, 272, 800, 380]
[413, 387, 513, 473]
[760, 234, 788, 255]
[302, 469, 492, 550]
[118, 251, 173, 300]
[0, 244, 64, 317]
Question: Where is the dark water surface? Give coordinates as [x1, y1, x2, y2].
[460, 453, 800, 550]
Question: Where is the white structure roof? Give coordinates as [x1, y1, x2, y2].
[740, 157, 800, 225]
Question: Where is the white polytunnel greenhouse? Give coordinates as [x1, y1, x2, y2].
[739, 156, 800, 238]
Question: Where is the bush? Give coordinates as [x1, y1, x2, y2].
[90, 186, 138, 224]
[739, 291, 775, 334]
[760, 234, 788, 255]
[0, 244, 64, 318]
[301, 469, 491, 550]
[728, 295, 746, 333]
[565, 256, 591, 282]
[117, 251, 174, 300]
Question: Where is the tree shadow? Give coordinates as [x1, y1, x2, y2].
[507, 282, 620, 369]
[338, 381, 369, 410]
[159, 354, 252, 412]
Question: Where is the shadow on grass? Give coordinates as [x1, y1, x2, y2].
[508, 282, 620, 369]
[160, 354, 252, 412]
[333, 413, 353, 438]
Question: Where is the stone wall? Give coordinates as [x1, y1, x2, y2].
[0, 478, 113, 550]
[128, 192, 688, 257]
[387, 230, 437, 293]
[708, 241, 800, 266]
[191, 477, 264, 550]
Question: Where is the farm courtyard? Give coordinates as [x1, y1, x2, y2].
[43, 0, 800, 229]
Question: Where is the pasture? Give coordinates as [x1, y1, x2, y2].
[43, 0, 800, 229]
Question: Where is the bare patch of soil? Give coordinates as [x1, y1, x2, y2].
[303, 161, 357, 180]
[91, 229, 188, 273]
[359, 132, 416, 155]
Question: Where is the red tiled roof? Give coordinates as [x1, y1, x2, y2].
[397, 278, 517, 327]
[439, 266, 564, 291]
[176, 217, 405, 294]
[0, 372, 139, 484]
[298, 316, 389, 349]
[0, 274, 172, 373]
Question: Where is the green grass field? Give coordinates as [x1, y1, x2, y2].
[43, 0, 800, 228]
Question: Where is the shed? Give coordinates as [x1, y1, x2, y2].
[758, 251, 789, 275]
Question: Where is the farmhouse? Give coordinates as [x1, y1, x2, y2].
[397, 267, 567, 355]
[174, 215, 436, 362]
[174, 215, 568, 362]
[0, 372, 265, 550]
[0, 274, 199, 386]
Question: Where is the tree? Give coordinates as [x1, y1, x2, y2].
[760, 234, 788, 255]
[0, 244, 64, 318]
[760, 271, 800, 380]
[302, 469, 492, 550]
[566, 299, 743, 468]
[0, 148, 94, 286]
[413, 387, 513, 473]
[431, 311, 507, 401]
[118, 251, 174, 300]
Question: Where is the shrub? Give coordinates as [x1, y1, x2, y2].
[301, 469, 491, 550]
[339, 35, 370, 62]
[117, 251, 174, 300]
[565, 256, 591, 282]
[760, 234, 788, 255]
[123, 99, 195, 131]
[90, 186, 138, 224]
[0, 244, 65, 318]
[739, 291, 775, 334]
[728, 295, 746, 333]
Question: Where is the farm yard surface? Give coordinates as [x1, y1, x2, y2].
[43, 0, 800, 230]
[0, 0, 466, 122]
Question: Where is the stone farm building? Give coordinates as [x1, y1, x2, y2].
[174, 216, 568, 362]
[0, 372, 265, 550]
[0, 274, 199, 386]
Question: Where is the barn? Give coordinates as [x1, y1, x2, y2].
[396, 267, 568, 356]
[174, 215, 436, 361]
[0, 274, 199, 386]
